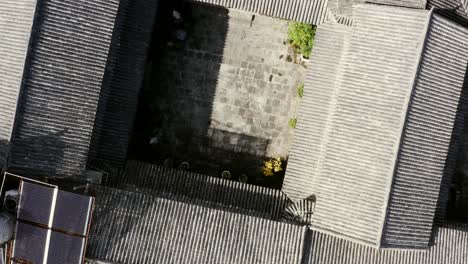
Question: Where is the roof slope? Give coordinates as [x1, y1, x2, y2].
[188, 0, 330, 25]
[8, 0, 120, 178]
[327, 0, 427, 25]
[284, 4, 468, 248]
[87, 187, 306, 264]
[366, 0, 427, 8]
[427, 0, 468, 25]
[328, 0, 366, 17]
[89, 0, 158, 167]
[382, 13, 468, 248]
[286, 4, 431, 246]
[118, 161, 288, 220]
[434, 57, 468, 223]
[283, 21, 351, 200]
[307, 225, 468, 264]
[0, 0, 37, 171]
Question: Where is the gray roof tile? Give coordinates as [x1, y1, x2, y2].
[382, 13, 468, 248]
[0, 0, 37, 171]
[118, 161, 289, 220]
[366, 0, 427, 8]
[87, 187, 306, 264]
[427, 0, 468, 25]
[89, 0, 159, 167]
[328, 0, 366, 17]
[189, 0, 330, 25]
[328, 0, 427, 25]
[307, 225, 468, 264]
[283, 3, 468, 248]
[8, 0, 120, 178]
[290, 5, 430, 246]
[283, 21, 352, 200]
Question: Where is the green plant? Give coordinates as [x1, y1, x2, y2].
[289, 118, 297, 129]
[297, 84, 304, 98]
[262, 158, 283, 177]
[287, 22, 316, 59]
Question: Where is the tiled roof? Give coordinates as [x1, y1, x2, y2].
[118, 161, 288, 220]
[333, 14, 355, 25]
[8, 0, 120, 178]
[382, 13, 468, 248]
[0, 0, 37, 171]
[89, 0, 159, 168]
[366, 0, 427, 8]
[283, 21, 352, 200]
[437, 58, 468, 223]
[307, 225, 468, 264]
[87, 187, 306, 264]
[87, 185, 468, 264]
[283, 3, 468, 248]
[189, 0, 330, 25]
[308, 5, 430, 247]
[328, 0, 366, 18]
[286, 5, 429, 245]
[189, 0, 428, 27]
[285, 197, 316, 224]
[328, 0, 427, 24]
[427, 0, 468, 25]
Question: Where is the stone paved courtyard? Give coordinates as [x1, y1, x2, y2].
[133, 3, 307, 184]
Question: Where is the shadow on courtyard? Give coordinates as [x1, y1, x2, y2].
[127, 2, 298, 189]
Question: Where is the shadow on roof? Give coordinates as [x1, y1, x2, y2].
[8, 130, 68, 178]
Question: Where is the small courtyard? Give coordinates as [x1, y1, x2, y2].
[129, 2, 309, 188]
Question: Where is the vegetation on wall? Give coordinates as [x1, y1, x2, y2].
[289, 118, 297, 129]
[287, 22, 316, 59]
[297, 83, 304, 98]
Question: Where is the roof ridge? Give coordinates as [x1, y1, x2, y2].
[307, 21, 352, 196]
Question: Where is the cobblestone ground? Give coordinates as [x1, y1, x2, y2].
[141, 3, 307, 181]
[211, 10, 307, 157]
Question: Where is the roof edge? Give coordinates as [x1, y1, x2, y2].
[4, 0, 39, 168]
[309, 225, 381, 248]
[365, 0, 427, 9]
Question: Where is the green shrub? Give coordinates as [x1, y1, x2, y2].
[288, 22, 316, 59]
[297, 84, 304, 98]
[289, 118, 297, 129]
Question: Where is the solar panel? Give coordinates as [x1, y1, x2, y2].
[10, 180, 93, 264]
[17, 181, 57, 226]
[47, 231, 85, 264]
[11, 222, 47, 264]
[53, 190, 93, 235]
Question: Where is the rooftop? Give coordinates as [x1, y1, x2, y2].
[0, 0, 467, 263]
[283, 3, 468, 248]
